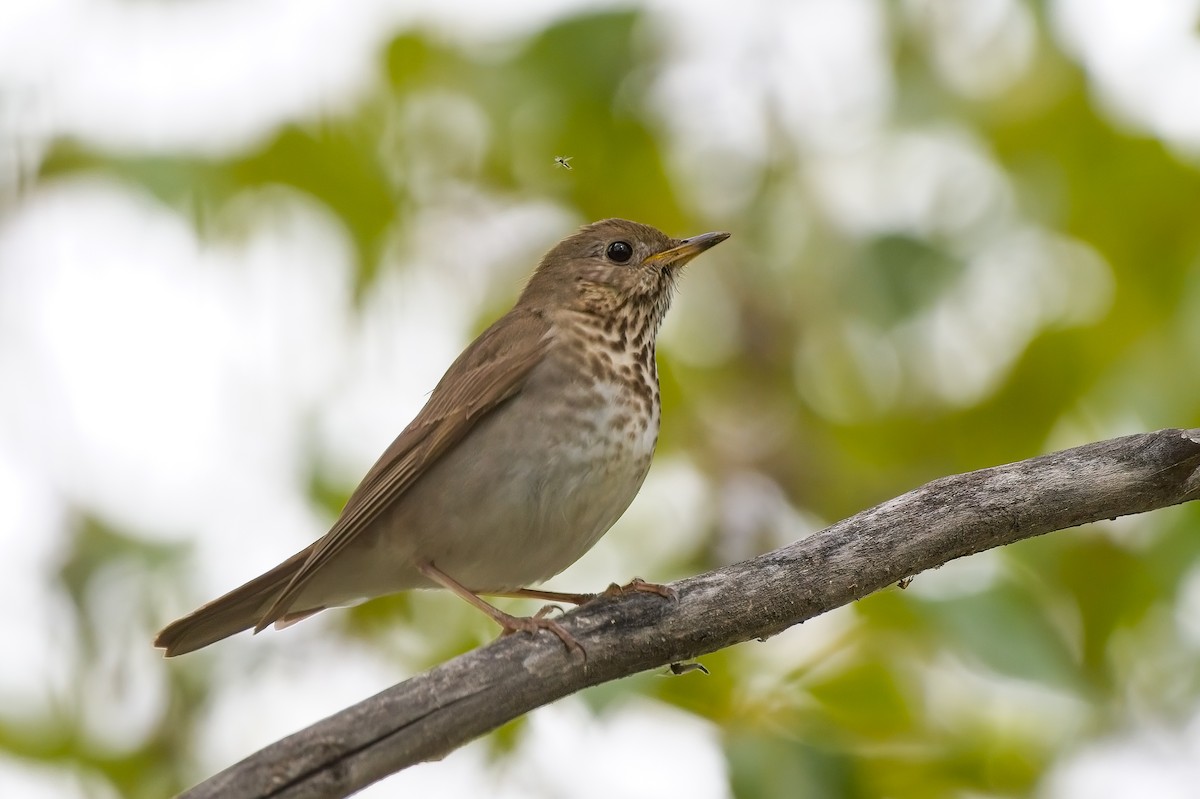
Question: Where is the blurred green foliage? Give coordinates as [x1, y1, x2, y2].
[17, 3, 1200, 798]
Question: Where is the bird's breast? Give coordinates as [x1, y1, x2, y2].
[372, 316, 665, 593]
[489, 319, 663, 569]
[538, 313, 662, 466]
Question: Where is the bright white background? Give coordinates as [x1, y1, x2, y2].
[3, 0, 1200, 796]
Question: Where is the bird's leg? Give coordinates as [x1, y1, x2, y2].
[485, 589, 593, 629]
[493, 578, 677, 604]
[487, 587, 597, 605]
[418, 562, 584, 657]
[491, 578, 677, 609]
[488, 578, 677, 628]
[601, 577, 678, 600]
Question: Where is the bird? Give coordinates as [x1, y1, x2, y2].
[154, 219, 729, 656]
[553, 156, 573, 170]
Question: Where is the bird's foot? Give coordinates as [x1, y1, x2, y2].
[601, 577, 677, 601]
[497, 607, 584, 658]
[417, 562, 585, 657]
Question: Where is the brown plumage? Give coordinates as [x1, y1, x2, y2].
[154, 219, 728, 656]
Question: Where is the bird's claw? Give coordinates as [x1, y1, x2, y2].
[602, 577, 678, 601]
[500, 613, 585, 659]
[533, 603, 566, 619]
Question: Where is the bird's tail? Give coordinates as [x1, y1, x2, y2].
[154, 545, 321, 657]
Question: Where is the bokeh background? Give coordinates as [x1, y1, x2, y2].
[3, 0, 1200, 796]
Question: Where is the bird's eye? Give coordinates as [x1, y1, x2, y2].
[606, 241, 633, 263]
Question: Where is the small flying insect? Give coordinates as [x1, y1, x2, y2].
[553, 156, 574, 170]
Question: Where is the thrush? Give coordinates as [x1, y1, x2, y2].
[154, 218, 729, 656]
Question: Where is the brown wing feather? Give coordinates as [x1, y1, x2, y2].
[255, 309, 553, 630]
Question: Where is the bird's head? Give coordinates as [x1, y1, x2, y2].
[520, 218, 729, 332]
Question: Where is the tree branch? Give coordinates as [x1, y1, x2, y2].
[180, 428, 1200, 799]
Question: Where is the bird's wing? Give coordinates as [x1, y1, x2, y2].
[256, 309, 553, 630]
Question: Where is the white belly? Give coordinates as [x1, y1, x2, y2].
[309, 376, 660, 603]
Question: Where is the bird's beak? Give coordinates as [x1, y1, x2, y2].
[645, 231, 731, 270]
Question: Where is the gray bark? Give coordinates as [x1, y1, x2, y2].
[180, 427, 1200, 799]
